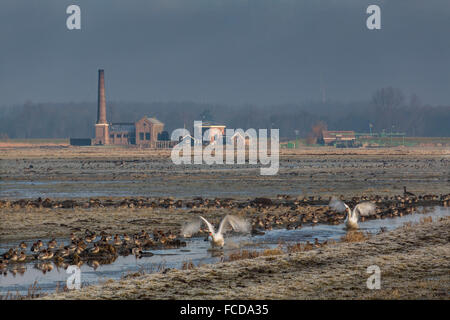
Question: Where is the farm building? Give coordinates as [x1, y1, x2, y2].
[194, 122, 226, 145]
[91, 69, 170, 148]
[320, 130, 357, 146]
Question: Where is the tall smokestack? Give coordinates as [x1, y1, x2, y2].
[94, 69, 109, 145]
[97, 69, 107, 124]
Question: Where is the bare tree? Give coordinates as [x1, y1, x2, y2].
[371, 87, 404, 130]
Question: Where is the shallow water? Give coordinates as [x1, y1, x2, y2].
[0, 206, 448, 296]
[0, 178, 297, 200]
[0, 180, 142, 199]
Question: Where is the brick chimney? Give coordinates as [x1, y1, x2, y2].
[94, 69, 109, 145]
[97, 69, 107, 124]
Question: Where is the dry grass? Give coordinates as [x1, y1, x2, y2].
[403, 221, 413, 228]
[181, 260, 196, 270]
[1, 144, 449, 160]
[0, 281, 46, 300]
[340, 231, 371, 243]
[404, 216, 434, 229]
[225, 247, 284, 262]
[225, 240, 335, 262]
[226, 250, 263, 262]
[420, 216, 433, 224]
[286, 242, 314, 253]
[122, 263, 167, 279]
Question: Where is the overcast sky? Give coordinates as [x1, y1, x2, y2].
[0, 0, 449, 106]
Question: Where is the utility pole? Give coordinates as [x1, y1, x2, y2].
[391, 125, 395, 146]
[320, 74, 326, 103]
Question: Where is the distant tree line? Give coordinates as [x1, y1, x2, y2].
[0, 88, 449, 139]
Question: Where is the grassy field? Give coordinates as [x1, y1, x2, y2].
[0, 138, 69, 146]
[360, 136, 450, 147]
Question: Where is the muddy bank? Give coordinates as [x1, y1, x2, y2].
[41, 216, 450, 300]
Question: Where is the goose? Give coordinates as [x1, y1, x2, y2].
[46, 251, 54, 259]
[100, 231, 112, 242]
[314, 238, 320, 247]
[183, 215, 250, 248]
[131, 247, 142, 256]
[158, 236, 167, 244]
[75, 246, 84, 254]
[68, 243, 77, 253]
[2, 248, 13, 259]
[85, 233, 96, 243]
[113, 235, 122, 246]
[58, 247, 70, 258]
[133, 237, 142, 247]
[17, 252, 26, 262]
[167, 231, 176, 241]
[403, 186, 416, 198]
[138, 230, 149, 239]
[9, 252, 18, 262]
[47, 238, 57, 249]
[78, 240, 88, 250]
[90, 244, 100, 254]
[329, 197, 376, 229]
[31, 243, 40, 253]
[38, 250, 49, 260]
[0, 260, 7, 270]
[89, 260, 100, 270]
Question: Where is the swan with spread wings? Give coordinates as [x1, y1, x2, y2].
[329, 197, 376, 229]
[182, 215, 250, 248]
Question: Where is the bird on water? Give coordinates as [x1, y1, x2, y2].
[182, 215, 250, 248]
[329, 197, 376, 229]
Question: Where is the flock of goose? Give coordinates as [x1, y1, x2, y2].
[1, 190, 449, 276]
[0, 229, 185, 275]
[1, 189, 448, 211]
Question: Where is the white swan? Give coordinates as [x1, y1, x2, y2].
[329, 197, 376, 229]
[182, 215, 250, 248]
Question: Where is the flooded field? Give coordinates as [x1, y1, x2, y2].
[1, 206, 448, 296]
[1, 146, 449, 299]
[1, 146, 449, 199]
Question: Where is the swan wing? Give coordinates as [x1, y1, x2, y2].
[199, 216, 216, 234]
[329, 197, 347, 213]
[217, 215, 250, 235]
[354, 202, 376, 217]
[181, 220, 202, 237]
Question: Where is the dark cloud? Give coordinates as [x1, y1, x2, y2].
[0, 0, 449, 106]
